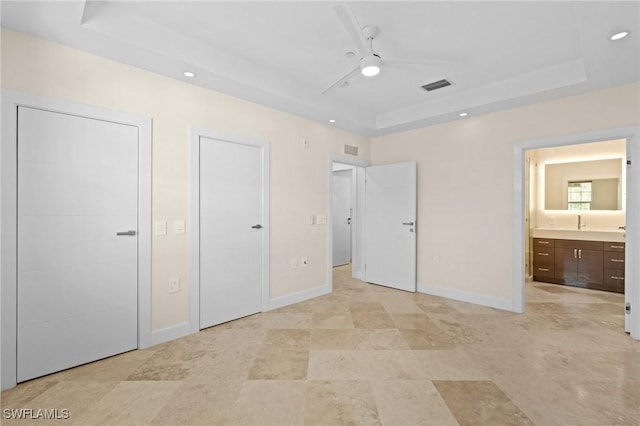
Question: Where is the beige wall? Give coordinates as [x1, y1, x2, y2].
[3, 27, 639, 325]
[1, 29, 370, 330]
[371, 82, 639, 301]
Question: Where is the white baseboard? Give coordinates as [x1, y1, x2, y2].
[268, 284, 331, 311]
[417, 283, 513, 312]
[146, 321, 192, 348]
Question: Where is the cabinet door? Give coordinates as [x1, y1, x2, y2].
[578, 249, 603, 285]
[555, 248, 578, 284]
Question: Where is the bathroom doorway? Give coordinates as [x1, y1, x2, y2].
[513, 126, 640, 340]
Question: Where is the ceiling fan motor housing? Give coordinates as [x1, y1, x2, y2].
[360, 54, 382, 76]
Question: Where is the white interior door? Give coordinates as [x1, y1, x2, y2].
[364, 162, 417, 292]
[199, 137, 263, 328]
[333, 169, 352, 267]
[17, 107, 138, 382]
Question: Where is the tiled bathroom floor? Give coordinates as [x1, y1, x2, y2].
[2, 265, 639, 425]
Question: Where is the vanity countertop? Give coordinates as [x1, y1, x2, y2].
[532, 228, 625, 243]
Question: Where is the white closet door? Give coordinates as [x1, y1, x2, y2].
[199, 137, 263, 329]
[17, 107, 139, 382]
[365, 162, 417, 292]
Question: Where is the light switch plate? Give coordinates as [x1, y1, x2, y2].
[174, 220, 186, 235]
[169, 277, 180, 293]
[154, 221, 167, 236]
[315, 214, 327, 225]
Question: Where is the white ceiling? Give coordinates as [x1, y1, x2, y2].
[2, 1, 639, 137]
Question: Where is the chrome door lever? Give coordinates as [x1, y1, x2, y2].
[116, 230, 137, 236]
[402, 222, 414, 226]
[251, 224, 263, 229]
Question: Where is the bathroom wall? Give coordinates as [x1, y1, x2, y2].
[1, 28, 370, 331]
[532, 139, 626, 231]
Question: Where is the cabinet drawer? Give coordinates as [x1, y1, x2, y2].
[533, 238, 554, 247]
[605, 255, 625, 270]
[534, 248, 554, 263]
[533, 263, 555, 278]
[604, 242, 625, 252]
[555, 239, 603, 251]
[603, 270, 625, 293]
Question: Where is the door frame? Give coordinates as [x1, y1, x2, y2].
[1, 90, 153, 389]
[327, 155, 370, 291]
[189, 127, 270, 333]
[513, 125, 640, 340]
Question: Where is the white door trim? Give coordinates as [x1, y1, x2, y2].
[327, 154, 371, 291]
[1, 90, 152, 390]
[513, 126, 640, 340]
[189, 127, 270, 333]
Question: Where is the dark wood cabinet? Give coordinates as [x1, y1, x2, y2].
[603, 242, 625, 293]
[533, 238, 624, 293]
[554, 239, 603, 288]
[532, 238, 555, 279]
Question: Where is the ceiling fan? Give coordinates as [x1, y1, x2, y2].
[322, 4, 438, 94]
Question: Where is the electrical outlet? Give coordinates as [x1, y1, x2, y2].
[169, 277, 180, 293]
[433, 256, 440, 265]
[302, 138, 310, 149]
[301, 257, 308, 267]
[290, 258, 298, 269]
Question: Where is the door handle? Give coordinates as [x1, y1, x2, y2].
[573, 249, 577, 259]
[346, 218, 352, 225]
[251, 224, 263, 229]
[402, 222, 414, 226]
[116, 230, 137, 236]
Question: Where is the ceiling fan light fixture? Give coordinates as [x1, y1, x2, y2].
[360, 55, 381, 77]
[610, 31, 629, 41]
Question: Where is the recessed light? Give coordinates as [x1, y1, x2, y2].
[459, 112, 468, 117]
[610, 31, 629, 41]
[329, 119, 336, 123]
[183, 71, 196, 78]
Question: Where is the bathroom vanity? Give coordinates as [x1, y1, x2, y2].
[532, 233, 625, 293]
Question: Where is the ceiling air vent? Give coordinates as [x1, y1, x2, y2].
[421, 79, 452, 92]
[344, 144, 359, 156]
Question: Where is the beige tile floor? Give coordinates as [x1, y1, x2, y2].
[2, 265, 639, 425]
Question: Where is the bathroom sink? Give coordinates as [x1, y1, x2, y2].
[532, 228, 625, 242]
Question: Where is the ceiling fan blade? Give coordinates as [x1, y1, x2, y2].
[321, 65, 361, 95]
[384, 59, 440, 68]
[334, 4, 369, 58]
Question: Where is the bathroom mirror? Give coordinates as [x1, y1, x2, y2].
[544, 159, 622, 210]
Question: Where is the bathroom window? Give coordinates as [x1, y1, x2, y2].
[568, 181, 592, 210]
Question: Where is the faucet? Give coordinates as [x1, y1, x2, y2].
[577, 215, 582, 230]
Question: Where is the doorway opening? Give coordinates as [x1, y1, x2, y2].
[513, 126, 640, 340]
[327, 155, 370, 292]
